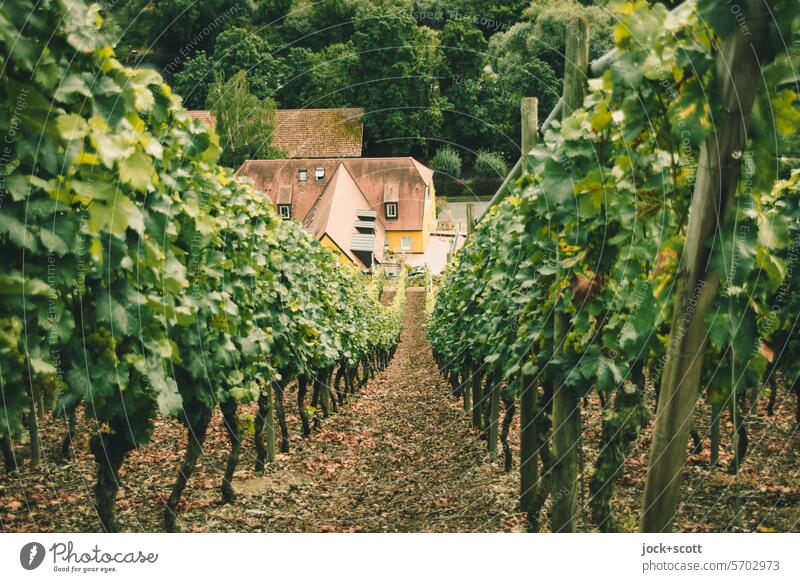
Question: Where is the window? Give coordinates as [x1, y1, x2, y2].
[400, 235, 412, 251]
[315, 167, 325, 181]
[298, 169, 308, 182]
[278, 205, 291, 219]
[385, 203, 398, 219]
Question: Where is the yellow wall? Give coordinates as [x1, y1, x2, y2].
[384, 180, 436, 254]
[320, 234, 354, 266]
[385, 230, 425, 253]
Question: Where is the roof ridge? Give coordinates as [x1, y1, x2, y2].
[276, 107, 364, 112]
[303, 163, 348, 231]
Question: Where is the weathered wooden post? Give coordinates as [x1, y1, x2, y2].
[518, 96, 540, 525]
[519, 366, 538, 528]
[550, 15, 588, 534]
[466, 203, 474, 235]
[521, 97, 538, 174]
[640, 0, 770, 533]
[471, 366, 483, 429]
[264, 384, 276, 464]
[488, 373, 501, 459]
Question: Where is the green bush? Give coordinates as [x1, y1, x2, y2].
[429, 145, 463, 179]
[473, 149, 508, 178]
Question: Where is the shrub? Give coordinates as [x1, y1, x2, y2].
[429, 145, 463, 179]
[474, 149, 508, 178]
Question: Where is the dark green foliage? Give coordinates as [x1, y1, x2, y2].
[110, 0, 253, 65]
[437, 20, 491, 155]
[276, 43, 358, 108]
[254, 0, 294, 25]
[211, 27, 286, 99]
[1, 0, 408, 530]
[347, 4, 444, 156]
[429, 0, 799, 532]
[104, 0, 617, 162]
[173, 52, 215, 109]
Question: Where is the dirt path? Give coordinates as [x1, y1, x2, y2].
[206, 287, 523, 532]
[3, 287, 796, 532]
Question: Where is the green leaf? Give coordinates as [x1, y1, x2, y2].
[29, 357, 56, 375]
[119, 151, 155, 191]
[55, 74, 92, 102]
[95, 294, 130, 335]
[0, 211, 37, 251]
[57, 113, 89, 140]
[39, 228, 68, 254]
[0, 273, 50, 296]
[5, 173, 31, 201]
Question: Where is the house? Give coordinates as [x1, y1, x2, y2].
[236, 157, 437, 258]
[302, 163, 385, 269]
[186, 108, 364, 158]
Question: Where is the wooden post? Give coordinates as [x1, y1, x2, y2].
[27, 384, 41, 467]
[521, 97, 538, 173]
[640, 0, 770, 532]
[466, 203, 474, 235]
[471, 367, 482, 429]
[264, 382, 276, 463]
[488, 373, 501, 459]
[550, 16, 588, 534]
[519, 360, 539, 525]
[463, 367, 472, 413]
[710, 401, 722, 467]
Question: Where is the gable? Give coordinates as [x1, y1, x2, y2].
[237, 157, 432, 232]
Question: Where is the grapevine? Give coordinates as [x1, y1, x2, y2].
[0, 0, 405, 532]
[428, 0, 800, 531]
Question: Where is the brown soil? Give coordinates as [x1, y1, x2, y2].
[1, 288, 798, 532]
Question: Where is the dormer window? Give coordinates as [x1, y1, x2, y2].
[383, 183, 399, 220]
[315, 167, 325, 182]
[276, 184, 292, 219]
[298, 169, 308, 182]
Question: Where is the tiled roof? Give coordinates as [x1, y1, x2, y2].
[186, 110, 216, 128]
[383, 183, 399, 203]
[301, 163, 385, 267]
[276, 184, 292, 205]
[236, 157, 433, 232]
[186, 108, 364, 158]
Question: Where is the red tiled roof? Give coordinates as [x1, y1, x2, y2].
[236, 157, 433, 232]
[383, 183, 399, 203]
[186, 108, 363, 158]
[302, 163, 385, 267]
[276, 184, 292, 205]
[187, 110, 216, 128]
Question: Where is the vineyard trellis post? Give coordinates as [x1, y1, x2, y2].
[521, 97, 538, 173]
[26, 384, 41, 467]
[519, 95, 540, 526]
[639, 0, 771, 533]
[550, 15, 589, 534]
[488, 373, 501, 459]
[519, 368, 539, 528]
